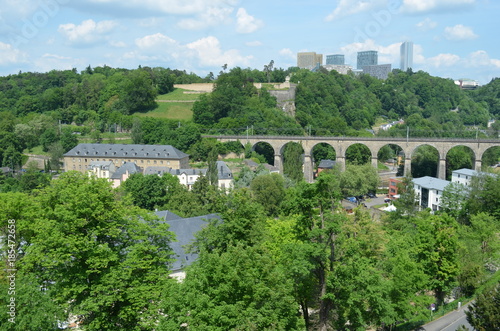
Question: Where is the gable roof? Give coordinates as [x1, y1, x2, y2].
[64, 143, 189, 159]
[110, 162, 142, 179]
[216, 161, 232, 180]
[155, 211, 221, 271]
[144, 166, 171, 176]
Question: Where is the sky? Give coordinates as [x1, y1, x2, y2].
[0, 0, 498, 85]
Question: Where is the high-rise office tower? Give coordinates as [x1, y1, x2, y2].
[297, 52, 323, 69]
[326, 54, 345, 65]
[357, 50, 378, 69]
[400, 41, 413, 71]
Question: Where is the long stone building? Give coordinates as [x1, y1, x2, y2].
[63, 143, 189, 173]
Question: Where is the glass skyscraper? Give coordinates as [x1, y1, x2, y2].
[357, 51, 378, 69]
[400, 41, 413, 71]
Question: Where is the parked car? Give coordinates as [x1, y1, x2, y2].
[346, 197, 358, 204]
[366, 192, 377, 199]
[384, 198, 392, 203]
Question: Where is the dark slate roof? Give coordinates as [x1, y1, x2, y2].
[144, 166, 171, 176]
[110, 162, 142, 179]
[318, 159, 336, 169]
[168, 168, 207, 176]
[155, 211, 221, 271]
[216, 161, 232, 180]
[64, 143, 189, 159]
[155, 210, 183, 221]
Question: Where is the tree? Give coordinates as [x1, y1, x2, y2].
[414, 212, 460, 304]
[466, 283, 500, 330]
[18, 173, 175, 330]
[339, 164, 379, 197]
[207, 147, 218, 187]
[60, 127, 78, 152]
[250, 173, 286, 216]
[283, 142, 304, 182]
[263, 60, 274, 83]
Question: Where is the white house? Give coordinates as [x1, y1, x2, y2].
[88, 161, 116, 179]
[413, 176, 451, 212]
[451, 168, 479, 186]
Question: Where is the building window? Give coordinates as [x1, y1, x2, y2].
[141, 160, 144, 163]
[154, 160, 157, 164]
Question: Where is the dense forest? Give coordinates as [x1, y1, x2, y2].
[1, 167, 499, 330]
[0, 65, 500, 329]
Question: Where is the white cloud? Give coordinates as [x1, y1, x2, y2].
[416, 18, 437, 31]
[401, 0, 475, 14]
[246, 41, 262, 47]
[177, 7, 233, 30]
[0, 42, 27, 65]
[325, 0, 386, 21]
[444, 24, 478, 41]
[135, 33, 178, 49]
[279, 48, 295, 60]
[187, 36, 252, 67]
[33, 53, 85, 73]
[109, 40, 127, 48]
[236, 8, 263, 33]
[467, 50, 500, 68]
[85, 0, 237, 16]
[427, 53, 461, 67]
[58, 19, 117, 44]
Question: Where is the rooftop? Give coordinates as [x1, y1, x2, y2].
[413, 176, 450, 191]
[64, 143, 189, 159]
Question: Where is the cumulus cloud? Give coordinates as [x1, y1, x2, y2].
[0, 41, 27, 65]
[279, 48, 295, 60]
[325, 0, 386, 21]
[444, 24, 478, 41]
[84, 0, 237, 16]
[427, 53, 461, 67]
[467, 50, 500, 68]
[32, 53, 85, 73]
[58, 19, 117, 44]
[187, 36, 252, 67]
[401, 0, 475, 14]
[246, 41, 262, 47]
[177, 7, 233, 30]
[416, 18, 437, 31]
[135, 33, 178, 49]
[236, 8, 263, 33]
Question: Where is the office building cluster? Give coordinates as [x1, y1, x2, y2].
[296, 41, 414, 80]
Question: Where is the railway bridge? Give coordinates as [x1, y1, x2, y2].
[205, 135, 500, 182]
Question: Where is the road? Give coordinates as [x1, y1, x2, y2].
[421, 302, 473, 331]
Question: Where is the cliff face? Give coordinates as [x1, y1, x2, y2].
[268, 83, 297, 117]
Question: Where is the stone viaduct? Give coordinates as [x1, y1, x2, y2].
[205, 135, 500, 182]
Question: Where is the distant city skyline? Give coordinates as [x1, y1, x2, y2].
[0, 0, 498, 84]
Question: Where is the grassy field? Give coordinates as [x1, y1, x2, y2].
[156, 88, 204, 101]
[134, 88, 198, 120]
[135, 102, 194, 120]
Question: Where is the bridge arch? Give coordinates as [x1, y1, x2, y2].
[211, 135, 500, 182]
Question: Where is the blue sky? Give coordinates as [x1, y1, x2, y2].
[0, 0, 498, 84]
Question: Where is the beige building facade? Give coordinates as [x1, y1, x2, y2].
[64, 143, 189, 173]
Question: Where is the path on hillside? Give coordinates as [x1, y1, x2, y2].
[421, 302, 473, 331]
[155, 100, 197, 103]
